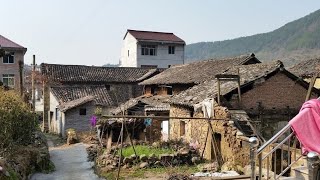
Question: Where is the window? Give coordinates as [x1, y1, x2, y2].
[79, 108, 87, 115]
[168, 46, 175, 54]
[141, 45, 157, 56]
[167, 87, 172, 95]
[3, 52, 14, 64]
[180, 121, 186, 136]
[2, 74, 14, 87]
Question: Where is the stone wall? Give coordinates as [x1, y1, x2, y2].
[169, 105, 251, 167]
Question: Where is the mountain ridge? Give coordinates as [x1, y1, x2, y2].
[185, 9, 320, 66]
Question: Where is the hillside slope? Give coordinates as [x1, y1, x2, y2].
[186, 9, 320, 66]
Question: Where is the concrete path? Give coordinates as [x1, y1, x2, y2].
[31, 142, 104, 180]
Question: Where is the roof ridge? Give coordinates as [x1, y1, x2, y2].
[127, 29, 174, 34]
[41, 63, 161, 70]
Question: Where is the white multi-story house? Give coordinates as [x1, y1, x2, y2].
[120, 29, 185, 68]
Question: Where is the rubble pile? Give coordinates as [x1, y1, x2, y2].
[94, 141, 202, 173]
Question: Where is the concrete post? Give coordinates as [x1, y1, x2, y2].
[249, 137, 259, 180]
[308, 152, 320, 180]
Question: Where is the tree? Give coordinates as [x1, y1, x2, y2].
[0, 87, 37, 155]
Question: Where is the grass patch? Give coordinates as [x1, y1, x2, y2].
[119, 145, 174, 157]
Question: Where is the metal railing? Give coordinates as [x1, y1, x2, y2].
[250, 124, 320, 180]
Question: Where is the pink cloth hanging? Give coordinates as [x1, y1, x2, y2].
[289, 99, 320, 154]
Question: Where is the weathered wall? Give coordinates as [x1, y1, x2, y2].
[49, 91, 60, 134]
[64, 101, 96, 136]
[238, 73, 316, 110]
[110, 83, 142, 104]
[169, 105, 251, 166]
[229, 72, 318, 139]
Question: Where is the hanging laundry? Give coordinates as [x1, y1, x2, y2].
[144, 118, 152, 126]
[90, 115, 97, 127]
[289, 99, 320, 154]
[194, 98, 214, 118]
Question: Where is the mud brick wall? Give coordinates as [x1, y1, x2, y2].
[237, 73, 317, 110]
[169, 105, 192, 139]
[170, 105, 251, 166]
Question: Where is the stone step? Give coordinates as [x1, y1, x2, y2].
[292, 166, 308, 180]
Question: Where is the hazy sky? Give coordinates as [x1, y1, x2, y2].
[1, 0, 320, 66]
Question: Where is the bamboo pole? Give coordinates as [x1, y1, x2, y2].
[102, 115, 226, 121]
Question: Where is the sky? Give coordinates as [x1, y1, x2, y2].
[1, 0, 320, 66]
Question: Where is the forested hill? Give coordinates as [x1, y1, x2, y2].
[185, 9, 320, 66]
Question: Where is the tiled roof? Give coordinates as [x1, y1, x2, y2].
[51, 85, 114, 106]
[41, 63, 161, 84]
[109, 95, 170, 115]
[289, 58, 320, 78]
[0, 35, 26, 49]
[125, 29, 185, 44]
[58, 96, 95, 112]
[169, 60, 285, 107]
[139, 53, 260, 85]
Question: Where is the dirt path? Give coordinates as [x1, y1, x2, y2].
[31, 140, 103, 180]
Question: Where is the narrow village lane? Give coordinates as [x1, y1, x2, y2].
[31, 142, 103, 180]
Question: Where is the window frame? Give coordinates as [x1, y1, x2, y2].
[3, 52, 15, 64]
[141, 45, 157, 56]
[168, 46, 175, 54]
[2, 74, 15, 87]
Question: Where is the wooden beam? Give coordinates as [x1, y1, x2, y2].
[217, 78, 221, 105]
[305, 75, 317, 101]
[215, 74, 239, 79]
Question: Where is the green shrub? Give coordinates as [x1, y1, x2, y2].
[0, 88, 37, 155]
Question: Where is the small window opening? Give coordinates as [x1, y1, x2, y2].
[79, 108, 87, 115]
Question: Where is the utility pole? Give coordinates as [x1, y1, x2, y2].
[32, 55, 36, 112]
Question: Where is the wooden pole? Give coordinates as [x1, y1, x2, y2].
[32, 55, 36, 112]
[124, 121, 137, 158]
[116, 119, 124, 180]
[201, 126, 210, 160]
[217, 78, 221, 105]
[18, 60, 24, 97]
[305, 75, 317, 101]
[101, 115, 226, 121]
[237, 68, 242, 104]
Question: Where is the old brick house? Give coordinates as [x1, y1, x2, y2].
[139, 53, 261, 96]
[105, 54, 261, 144]
[41, 63, 162, 136]
[0, 35, 27, 92]
[168, 60, 320, 164]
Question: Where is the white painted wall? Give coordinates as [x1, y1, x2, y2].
[120, 33, 138, 67]
[137, 44, 184, 68]
[49, 91, 62, 135]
